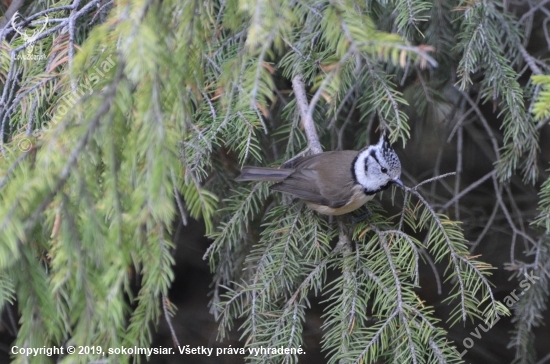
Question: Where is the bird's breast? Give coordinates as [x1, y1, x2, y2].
[306, 184, 374, 215]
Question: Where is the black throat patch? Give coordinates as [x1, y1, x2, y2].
[363, 180, 392, 196]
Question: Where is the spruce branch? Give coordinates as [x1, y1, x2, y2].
[354, 310, 399, 364]
[361, 57, 410, 141]
[378, 230, 419, 364]
[428, 337, 447, 364]
[405, 184, 494, 322]
[1, 1, 546, 362]
[456, 1, 539, 182]
[19, 64, 123, 239]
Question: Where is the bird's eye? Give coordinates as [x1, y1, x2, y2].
[381, 167, 388, 173]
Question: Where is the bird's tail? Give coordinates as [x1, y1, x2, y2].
[236, 167, 293, 182]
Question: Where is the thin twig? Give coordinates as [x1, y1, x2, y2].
[470, 198, 499, 252]
[457, 88, 501, 160]
[172, 171, 188, 227]
[454, 124, 463, 219]
[518, 0, 550, 23]
[412, 172, 456, 190]
[420, 247, 442, 294]
[491, 174, 537, 250]
[442, 171, 495, 210]
[536, 352, 550, 364]
[162, 293, 181, 347]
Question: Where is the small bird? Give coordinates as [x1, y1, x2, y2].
[236, 134, 403, 215]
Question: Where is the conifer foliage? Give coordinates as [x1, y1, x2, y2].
[0, 0, 549, 363]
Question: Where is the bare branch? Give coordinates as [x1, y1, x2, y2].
[291, 74, 323, 154]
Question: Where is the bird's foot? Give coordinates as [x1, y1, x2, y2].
[351, 207, 373, 223]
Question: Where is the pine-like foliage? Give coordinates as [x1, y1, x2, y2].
[0, 0, 219, 362]
[0, 0, 549, 363]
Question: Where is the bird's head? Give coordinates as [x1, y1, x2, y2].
[354, 134, 403, 194]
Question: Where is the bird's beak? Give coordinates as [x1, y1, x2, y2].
[392, 178, 404, 187]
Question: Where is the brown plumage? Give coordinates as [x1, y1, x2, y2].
[236, 136, 403, 215]
[236, 151, 368, 215]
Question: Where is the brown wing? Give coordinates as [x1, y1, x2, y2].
[271, 151, 359, 208]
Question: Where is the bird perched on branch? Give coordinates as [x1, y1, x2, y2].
[236, 134, 403, 215]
